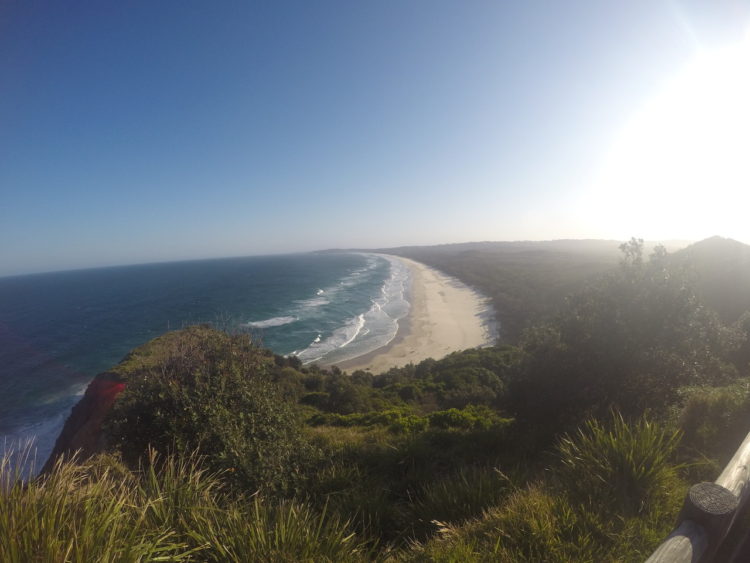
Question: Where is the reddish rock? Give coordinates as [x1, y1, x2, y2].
[41, 372, 125, 473]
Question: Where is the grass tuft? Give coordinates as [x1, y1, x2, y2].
[407, 466, 511, 538]
[555, 411, 682, 517]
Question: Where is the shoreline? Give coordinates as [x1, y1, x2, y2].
[334, 255, 495, 373]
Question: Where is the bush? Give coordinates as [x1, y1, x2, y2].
[427, 406, 507, 431]
[308, 406, 511, 435]
[105, 328, 314, 494]
[305, 459, 400, 545]
[678, 383, 750, 466]
[187, 495, 366, 562]
[302, 391, 331, 409]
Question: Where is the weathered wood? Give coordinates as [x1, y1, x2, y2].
[680, 483, 738, 549]
[728, 523, 750, 562]
[646, 430, 750, 562]
[716, 431, 750, 501]
[646, 483, 736, 563]
[645, 520, 708, 563]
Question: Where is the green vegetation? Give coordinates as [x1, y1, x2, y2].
[404, 413, 683, 562]
[5, 237, 750, 560]
[0, 448, 366, 562]
[555, 412, 682, 518]
[105, 327, 314, 494]
[508, 239, 738, 436]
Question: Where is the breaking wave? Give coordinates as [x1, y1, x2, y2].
[244, 316, 298, 329]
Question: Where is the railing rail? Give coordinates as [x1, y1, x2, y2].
[646, 430, 750, 562]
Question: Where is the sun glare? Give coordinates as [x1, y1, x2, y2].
[588, 31, 750, 242]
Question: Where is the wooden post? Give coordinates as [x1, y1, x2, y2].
[716, 431, 750, 501]
[680, 483, 738, 552]
[646, 430, 750, 562]
[645, 520, 708, 563]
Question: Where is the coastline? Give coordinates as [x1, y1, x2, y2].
[335, 255, 495, 373]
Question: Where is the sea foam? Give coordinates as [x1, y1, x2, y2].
[294, 254, 410, 365]
[244, 316, 298, 329]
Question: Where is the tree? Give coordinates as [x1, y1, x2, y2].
[509, 241, 738, 433]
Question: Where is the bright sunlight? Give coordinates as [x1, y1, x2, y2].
[587, 31, 750, 242]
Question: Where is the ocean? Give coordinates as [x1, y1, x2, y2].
[0, 252, 410, 465]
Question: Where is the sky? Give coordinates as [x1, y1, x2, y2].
[1, 1, 750, 276]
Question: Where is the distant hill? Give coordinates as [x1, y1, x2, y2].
[671, 236, 750, 323]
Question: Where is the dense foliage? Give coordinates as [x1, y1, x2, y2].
[387, 239, 623, 341]
[509, 240, 739, 433]
[105, 327, 314, 494]
[6, 237, 750, 560]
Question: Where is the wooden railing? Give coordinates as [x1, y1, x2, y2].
[646, 430, 750, 562]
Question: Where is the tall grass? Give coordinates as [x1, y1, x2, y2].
[407, 466, 511, 538]
[401, 484, 595, 563]
[0, 446, 366, 562]
[184, 496, 363, 562]
[305, 423, 518, 546]
[0, 446, 187, 562]
[555, 411, 682, 516]
[3, 413, 685, 561]
[401, 413, 685, 562]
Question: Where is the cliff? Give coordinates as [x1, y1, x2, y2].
[41, 325, 217, 472]
[41, 372, 125, 472]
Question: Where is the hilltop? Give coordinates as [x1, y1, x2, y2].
[671, 236, 750, 322]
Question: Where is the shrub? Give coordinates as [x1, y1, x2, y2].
[305, 459, 399, 545]
[302, 391, 331, 409]
[187, 496, 366, 562]
[509, 241, 739, 433]
[105, 328, 315, 494]
[308, 406, 511, 436]
[678, 383, 750, 466]
[427, 406, 507, 431]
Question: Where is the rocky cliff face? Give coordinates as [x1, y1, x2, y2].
[41, 372, 125, 473]
[40, 326, 222, 473]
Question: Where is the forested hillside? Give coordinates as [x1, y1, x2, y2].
[671, 236, 750, 323]
[385, 239, 624, 341]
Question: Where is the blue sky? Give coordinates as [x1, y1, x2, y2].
[2, 1, 749, 275]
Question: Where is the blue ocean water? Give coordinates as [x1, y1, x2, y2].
[0, 252, 409, 464]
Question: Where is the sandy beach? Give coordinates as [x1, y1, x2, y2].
[336, 256, 495, 373]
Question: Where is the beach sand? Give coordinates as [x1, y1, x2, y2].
[335, 256, 495, 373]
